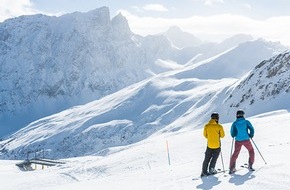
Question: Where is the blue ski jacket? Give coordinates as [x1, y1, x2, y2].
[230, 117, 254, 141]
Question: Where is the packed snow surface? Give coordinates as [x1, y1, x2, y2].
[1, 110, 290, 190]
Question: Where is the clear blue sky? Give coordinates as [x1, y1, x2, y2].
[1, 0, 290, 45]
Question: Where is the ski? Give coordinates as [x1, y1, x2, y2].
[228, 163, 255, 175]
[240, 163, 248, 168]
[192, 169, 228, 180]
[240, 163, 254, 170]
[192, 163, 255, 180]
[240, 163, 256, 171]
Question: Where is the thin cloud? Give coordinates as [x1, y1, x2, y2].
[192, 0, 224, 6]
[243, 3, 252, 9]
[205, 0, 224, 6]
[131, 6, 143, 13]
[142, 4, 168, 12]
[0, 0, 60, 22]
[0, 0, 38, 21]
[119, 10, 290, 46]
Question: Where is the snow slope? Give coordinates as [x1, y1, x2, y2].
[1, 50, 290, 160]
[1, 7, 287, 137]
[0, 7, 180, 136]
[174, 34, 255, 65]
[221, 50, 290, 118]
[1, 110, 290, 190]
[179, 39, 287, 79]
[0, 75, 236, 159]
[1, 39, 290, 190]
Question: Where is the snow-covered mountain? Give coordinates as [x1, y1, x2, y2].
[1, 49, 290, 160]
[0, 75, 236, 159]
[0, 7, 181, 136]
[218, 34, 254, 50]
[1, 6, 287, 137]
[1, 7, 290, 190]
[178, 39, 287, 79]
[163, 31, 256, 65]
[221, 50, 290, 117]
[163, 26, 203, 48]
[174, 34, 255, 64]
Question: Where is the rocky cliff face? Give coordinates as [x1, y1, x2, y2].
[222, 51, 290, 116]
[0, 7, 177, 135]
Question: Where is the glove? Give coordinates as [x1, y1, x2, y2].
[249, 133, 254, 138]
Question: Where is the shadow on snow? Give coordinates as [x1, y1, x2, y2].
[196, 176, 221, 190]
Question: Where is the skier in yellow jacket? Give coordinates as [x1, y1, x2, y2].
[201, 112, 225, 177]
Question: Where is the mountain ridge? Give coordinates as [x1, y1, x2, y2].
[2, 7, 276, 136]
[1, 50, 290, 159]
[221, 50, 290, 117]
[0, 7, 179, 136]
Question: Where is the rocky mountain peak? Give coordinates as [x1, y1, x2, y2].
[223, 51, 290, 116]
[0, 7, 171, 136]
[111, 12, 132, 38]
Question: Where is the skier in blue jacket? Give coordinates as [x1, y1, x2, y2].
[229, 110, 255, 174]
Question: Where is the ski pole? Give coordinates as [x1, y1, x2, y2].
[229, 138, 234, 168]
[219, 139, 225, 172]
[250, 138, 267, 164]
[220, 148, 225, 172]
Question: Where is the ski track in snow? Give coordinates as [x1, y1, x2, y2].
[1, 110, 290, 190]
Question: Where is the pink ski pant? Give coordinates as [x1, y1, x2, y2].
[230, 140, 255, 169]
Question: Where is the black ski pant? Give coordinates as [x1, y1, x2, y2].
[202, 147, 221, 173]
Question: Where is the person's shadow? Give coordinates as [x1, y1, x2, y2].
[229, 172, 255, 185]
[196, 176, 222, 190]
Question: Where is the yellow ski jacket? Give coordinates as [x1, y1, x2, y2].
[203, 119, 225, 149]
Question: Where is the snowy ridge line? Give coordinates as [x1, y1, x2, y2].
[0, 6, 288, 137]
